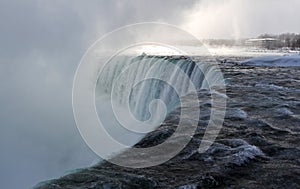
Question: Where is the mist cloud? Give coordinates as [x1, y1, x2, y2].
[0, 0, 299, 188]
[182, 0, 300, 39]
[0, 0, 198, 188]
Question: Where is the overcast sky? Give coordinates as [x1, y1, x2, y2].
[0, 0, 299, 188]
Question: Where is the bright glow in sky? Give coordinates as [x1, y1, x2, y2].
[182, 0, 300, 39]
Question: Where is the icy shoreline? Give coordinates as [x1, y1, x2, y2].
[241, 54, 300, 67]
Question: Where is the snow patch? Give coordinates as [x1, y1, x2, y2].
[241, 54, 300, 67]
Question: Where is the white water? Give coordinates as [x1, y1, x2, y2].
[95, 55, 219, 150]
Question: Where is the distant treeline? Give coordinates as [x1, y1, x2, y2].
[203, 33, 300, 49]
[203, 39, 239, 46]
[258, 33, 300, 49]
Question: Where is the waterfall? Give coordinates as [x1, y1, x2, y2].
[95, 55, 218, 147]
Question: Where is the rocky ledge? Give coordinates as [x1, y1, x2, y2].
[35, 60, 300, 189]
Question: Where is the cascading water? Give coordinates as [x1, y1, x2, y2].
[95, 55, 220, 152]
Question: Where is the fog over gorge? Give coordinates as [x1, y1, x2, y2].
[1, 0, 300, 189]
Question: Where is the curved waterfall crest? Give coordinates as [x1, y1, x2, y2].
[96, 55, 220, 124]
